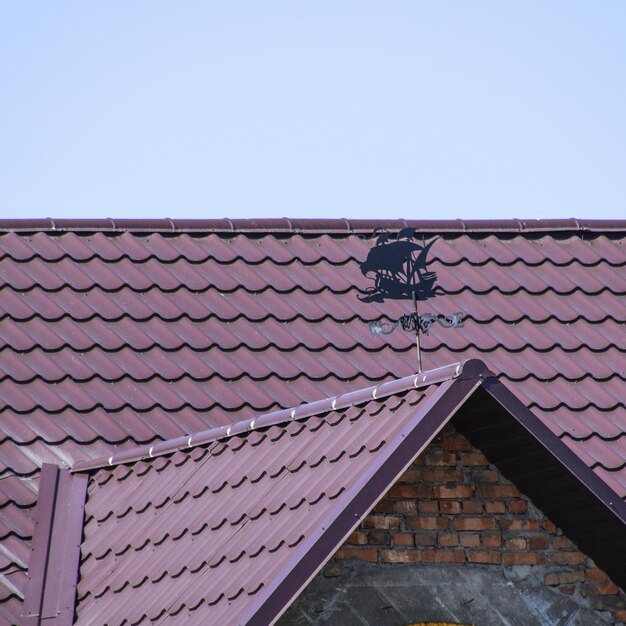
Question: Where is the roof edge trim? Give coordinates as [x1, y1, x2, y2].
[481, 379, 626, 524]
[72, 360, 486, 472]
[21, 465, 87, 626]
[2, 218, 626, 234]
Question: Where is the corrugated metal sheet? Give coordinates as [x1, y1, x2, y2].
[0, 219, 624, 623]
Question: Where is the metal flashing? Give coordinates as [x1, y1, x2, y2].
[1, 217, 625, 234]
[21, 466, 88, 626]
[71, 360, 473, 473]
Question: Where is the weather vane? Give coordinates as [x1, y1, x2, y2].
[358, 228, 464, 373]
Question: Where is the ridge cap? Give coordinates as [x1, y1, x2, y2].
[71, 360, 488, 473]
[1, 218, 626, 234]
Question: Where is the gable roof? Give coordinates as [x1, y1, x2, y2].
[23, 360, 626, 625]
[0, 218, 625, 624]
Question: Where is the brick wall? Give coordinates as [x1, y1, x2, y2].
[332, 424, 626, 624]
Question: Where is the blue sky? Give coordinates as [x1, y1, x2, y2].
[1, 2, 625, 220]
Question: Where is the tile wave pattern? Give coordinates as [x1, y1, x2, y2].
[0, 223, 624, 623]
[75, 387, 428, 625]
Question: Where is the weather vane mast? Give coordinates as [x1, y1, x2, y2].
[358, 228, 464, 373]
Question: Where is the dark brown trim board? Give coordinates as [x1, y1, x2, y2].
[21, 466, 88, 626]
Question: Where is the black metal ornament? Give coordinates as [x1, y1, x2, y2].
[369, 312, 464, 337]
[359, 229, 464, 373]
[358, 229, 438, 303]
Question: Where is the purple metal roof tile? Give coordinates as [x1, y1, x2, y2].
[0, 221, 625, 625]
[593, 467, 626, 500]
[72, 376, 451, 624]
[552, 406, 626, 440]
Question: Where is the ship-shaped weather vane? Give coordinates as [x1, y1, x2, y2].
[359, 228, 464, 373]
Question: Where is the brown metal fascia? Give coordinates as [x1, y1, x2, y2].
[21, 466, 88, 626]
[22, 465, 60, 625]
[240, 372, 484, 626]
[481, 377, 626, 525]
[1, 218, 625, 234]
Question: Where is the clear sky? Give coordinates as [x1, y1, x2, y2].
[1, 2, 625, 221]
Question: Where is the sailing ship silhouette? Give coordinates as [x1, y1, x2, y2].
[358, 228, 438, 303]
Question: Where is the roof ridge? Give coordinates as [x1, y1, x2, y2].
[2, 218, 626, 234]
[71, 360, 483, 473]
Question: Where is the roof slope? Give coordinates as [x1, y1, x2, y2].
[73, 365, 470, 626]
[1, 218, 625, 623]
[25, 359, 626, 626]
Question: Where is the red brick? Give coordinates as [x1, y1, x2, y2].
[437, 532, 459, 547]
[459, 452, 489, 466]
[413, 533, 437, 546]
[553, 535, 573, 549]
[399, 467, 420, 482]
[367, 531, 389, 545]
[433, 485, 473, 499]
[347, 531, 367, 545]
[467, 551, 502, 564]
[395, 500, 417, 515]
[547, 551, 586, 566]
[410, 517, 448, 530]
[462, 501, 483, 514]
[544, 571, 584, 586]
[362, 515, 401, 530]
[508, 500, 527, 514]
[528, 535, 549, 550]
[422, 468, 462, 482]
[559, 585, 575, 595]
[585, 568, 608, 582]
[499, 519, 542, 532]
[477, 485, 519, 498]
[392, 532, 414, 547]
[418, 501, 438, 514]
[423, 550, 465, 563]
[459, 533, 480, 548]
[335, 547, 378, 562]
[503, 553, 545, 565]
[380, 549, 421, 564]
[612, 609, 626, 623]
[452, 517, 495, 531]
[439, 501, 461, 515]
[423, 449, 457, 466]
[388, 485, 420, 499]
[481, 534, 502, 548]
[543, 520, 557, 533]
[593, 581, 619, 595]
[442, 434, 472, 451]
[471, 469, 499, 483]
[485, 501, 505, 514]
[505, 537, 527, 551]
[372, 498, 394, 513]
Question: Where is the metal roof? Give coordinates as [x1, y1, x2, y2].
[0, 218, 625, 624]
[22, 360, 626, 625]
